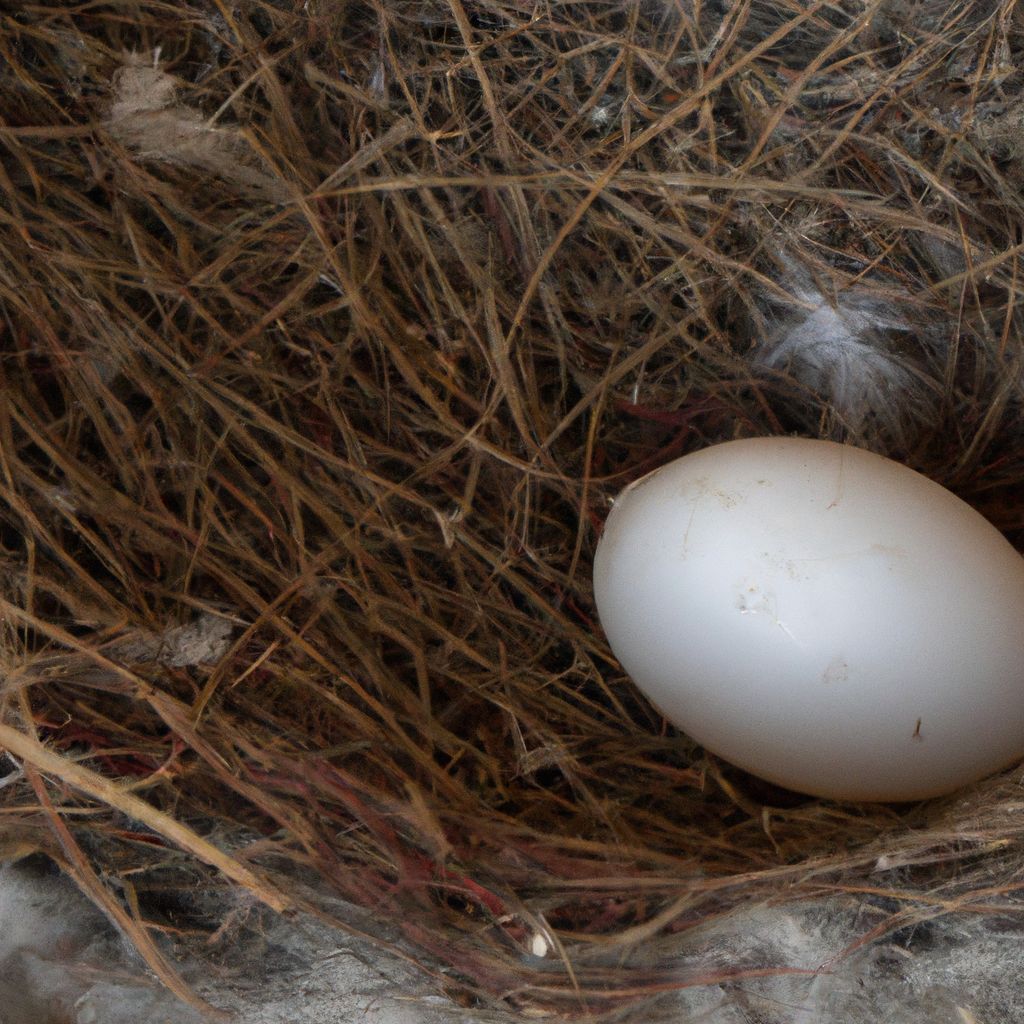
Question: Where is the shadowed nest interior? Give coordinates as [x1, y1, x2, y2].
[1, 0, 1024, 1017]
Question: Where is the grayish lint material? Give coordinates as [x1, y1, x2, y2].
[1, 857, 1021, 1023]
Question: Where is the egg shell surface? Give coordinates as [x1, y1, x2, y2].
[593, 437, 1024, 801]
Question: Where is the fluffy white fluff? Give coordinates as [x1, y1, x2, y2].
[754, 264, 939, 441]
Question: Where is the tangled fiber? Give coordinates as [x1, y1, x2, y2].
[1, 0, 1024, 1018]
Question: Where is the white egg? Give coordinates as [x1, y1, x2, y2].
[593, 437, 1024, 801]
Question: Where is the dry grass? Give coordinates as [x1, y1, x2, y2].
[1, 0, 1024, 1017]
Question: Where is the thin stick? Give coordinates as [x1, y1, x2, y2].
[0, 723, 291, 914]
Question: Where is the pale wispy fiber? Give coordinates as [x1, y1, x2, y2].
[753, 261, 942, 443]
[105, 54, 290, 203]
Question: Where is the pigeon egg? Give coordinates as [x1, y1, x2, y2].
[592, 436, 1024, 801]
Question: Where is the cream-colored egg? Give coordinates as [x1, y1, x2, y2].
[593, 437, 1024, 801]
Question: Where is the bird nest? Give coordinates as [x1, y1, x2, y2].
[1, 1, 1023, 1019]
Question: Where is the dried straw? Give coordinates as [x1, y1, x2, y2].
[1, 0, 1023, 1016]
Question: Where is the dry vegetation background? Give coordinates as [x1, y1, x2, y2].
[1, 0, 1024, 1018]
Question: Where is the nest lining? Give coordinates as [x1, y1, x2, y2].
[1, 0, 1023, 1018]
